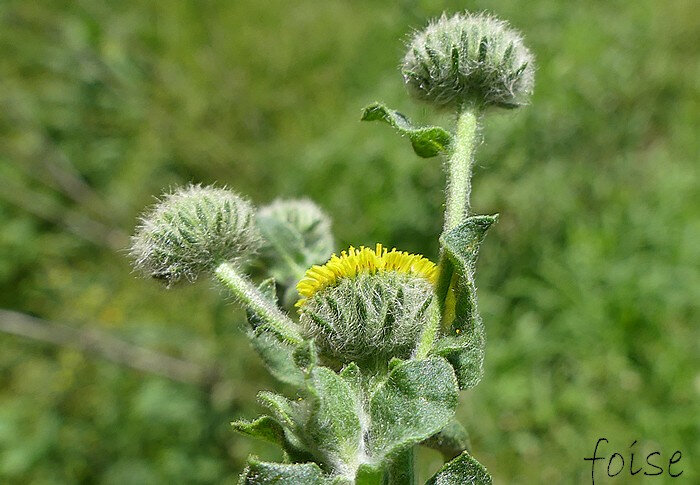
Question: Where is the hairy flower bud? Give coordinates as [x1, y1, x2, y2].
[402, 12, 535, 109]
[130, 185, 261, 285]
[257, 198, 334, 277]
[297, 245, 437, 364]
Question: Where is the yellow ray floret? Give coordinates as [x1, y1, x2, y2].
[296, 243, 438, 307]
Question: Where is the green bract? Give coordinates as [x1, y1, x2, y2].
[402, 12, 534, 109]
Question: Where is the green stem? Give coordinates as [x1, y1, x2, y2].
[444, 107, 479, 232]
[435, 106, 481, 323]
[214, 262, 303, 344]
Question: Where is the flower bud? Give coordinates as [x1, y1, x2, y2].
[130, 185, 261, 285]
[257, 198, 334, 275]
[402, 12, 534, 109]
[297, 245, 437, 364]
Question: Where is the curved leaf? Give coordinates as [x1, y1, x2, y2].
[305, 366, 363, 472]
[421, 418, 471, 460]
[239, 459, 331, 485]
[246, 279, 306, 386]
[231, 415, 285, 446]
[434, 215, 497, 389]
[361, 102, 452, 158]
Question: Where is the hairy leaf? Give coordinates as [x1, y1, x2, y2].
[435, 215, 497, 389]
[354, 464, 384, 485]
[367, 357, 458, 460]
[293, 340, 319, 374]
[425, 451, 492, 485]
[231, 416, 313, 464]
[239, 459, 331, 484]
[361, 102, 452, 158]
[339, 362, 362, 394]
[304, 366, 363, 472]
[421, 418, 471, 460]
[231, 415, 285, 446]
[246, 279, 306, 386]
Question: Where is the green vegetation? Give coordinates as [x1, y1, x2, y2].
[0, 0, 697, 483]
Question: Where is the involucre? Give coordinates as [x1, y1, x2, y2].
[300, 272, 434, 364]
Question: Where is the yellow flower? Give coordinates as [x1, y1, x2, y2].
[296, 243, 437, 307]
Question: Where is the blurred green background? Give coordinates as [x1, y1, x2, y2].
[1, 0, 697, 483]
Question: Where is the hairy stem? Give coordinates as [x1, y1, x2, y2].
[436, 106, 481, 322]
[444, 107, 479, 231]
[214, 262, 303, 344]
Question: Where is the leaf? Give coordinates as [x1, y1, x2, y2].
[434, 215, 498, 389]
[258, 392, 316, 462]
[354, 464, 384, 485]
[239, 459, 331, 485]
[421, 418, 471, 460]
[293, 340, 319, 374]
[246, 279, 306, 386]
[367, 357, 458, 460]
[425, 451, 492, 485]
[304, 366, 363, 471]
[231, 415, 285, 446]
[361, 102, 453, 158]
[339, 362, 362, 394]
[231, 416, 313, 463]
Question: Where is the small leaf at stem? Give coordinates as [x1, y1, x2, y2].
[425, 450, 492, 485]
[421, 418, 471, 460]
[231, 415, 285, 446]
[304, 366, 363, 472]
[434, 215, 497, 389]
[239, 458, 331, 484]
[232, 416, 313, 463]
[361, 102, 452, 158]
[354, 464, 384, 485]
[339, 362, 362, 394]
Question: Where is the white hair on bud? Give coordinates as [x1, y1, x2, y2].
[130, 184, 261, 286]
[402, 12, 535, 109]
[299, 272, 434, 364]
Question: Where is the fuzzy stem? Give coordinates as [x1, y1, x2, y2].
[444, 107, 479, 231]
[435, 106, 481, 322]
[214, 262, 303, 344]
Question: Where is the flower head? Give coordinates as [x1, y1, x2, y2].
[130, 185, 261, 286]
[402, 12, 535, 109]
[296, 244, 437, 307]
[297, 244, 437, 364]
